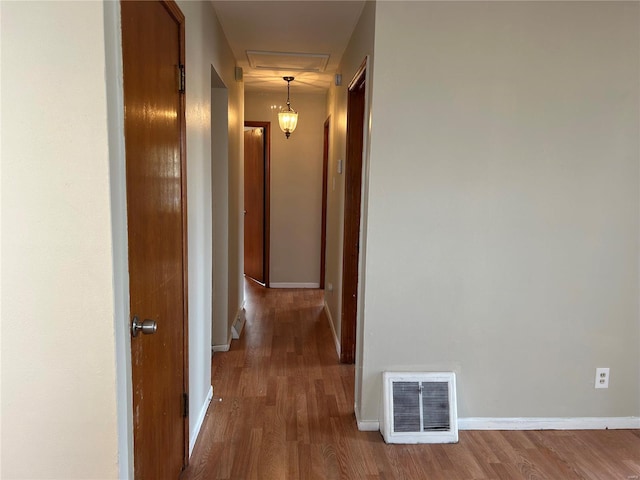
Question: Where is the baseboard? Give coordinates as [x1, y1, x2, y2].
[189, 385, 213, 457]
[323, 301, 340, 358]
[352, 416, 640, 433]
[211, 334, 232, 353]
[270, 282, 320, 289]
[355, 406, 380, 432]
[231, 305, 246, 340]
[458, 417, 640, 430]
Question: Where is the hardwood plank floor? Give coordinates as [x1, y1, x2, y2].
[182, 280, 640, 480]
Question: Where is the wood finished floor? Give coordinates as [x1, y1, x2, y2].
[181, 281, 640, 480]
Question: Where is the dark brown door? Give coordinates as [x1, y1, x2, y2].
[244, 121, 270, 286]
[320, 117, 330, 289]
[341, 62, 367, 364]
[121, 1, 188, 478]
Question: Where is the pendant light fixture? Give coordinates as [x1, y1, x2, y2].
[278, 76, 298, 139]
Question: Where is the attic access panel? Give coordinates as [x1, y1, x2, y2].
[246, 50, 330, 72]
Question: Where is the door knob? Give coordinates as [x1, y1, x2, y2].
[131, 315, 157, 337]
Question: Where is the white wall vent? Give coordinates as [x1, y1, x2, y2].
[381, 372, 458, 444]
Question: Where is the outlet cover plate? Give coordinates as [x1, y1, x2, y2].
[595, 367, 610, 389]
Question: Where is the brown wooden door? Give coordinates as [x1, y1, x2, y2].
[320, 117, 330, 289]
[244, 122, 270, 285]
[121, 1, 188, 478]
[341, 63, 367, 364]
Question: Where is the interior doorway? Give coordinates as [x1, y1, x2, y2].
[340, 61, 367, 364]
[244, 121, 270, 286]
[320, 117, 330, 289]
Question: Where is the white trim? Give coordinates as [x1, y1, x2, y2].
[458, 417, 640, 430]
[189, 386, 213, 457]
[231, 305, 246, 340]
[357, 420, 381, 432]
[355, 407, 380, 432]
[353, 405, 380, 432]
[353, 416, 640, 433]
[323, 301, 340, 358]
[212, 334, 232, 352]
[270, 282, 320, 289]
[104, 2, 134, 478]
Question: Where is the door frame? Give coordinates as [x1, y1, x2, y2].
[320, 117, 330, 289]
[340, 59, 368, 364]
[166, 0, 190, 465]
[104, 1, 135, 475]
[244, 121, 271, 287]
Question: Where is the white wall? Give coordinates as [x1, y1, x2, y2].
[324, 0, 376, 412]
[1, 2, 119, 478]
[177, 0, 244, 451]
[359, 1, 640, 422]
[211, 81, 230, 350]
[227, 68, 244, 348]
[245, 91, 326, 286]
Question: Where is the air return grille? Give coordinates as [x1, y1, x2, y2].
[382, 372, 458, 444]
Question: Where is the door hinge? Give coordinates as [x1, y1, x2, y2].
[183, 392, 189, 418]
[178, 64, 185, 94]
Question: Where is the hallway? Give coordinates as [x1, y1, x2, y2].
[182, 282, 640, 480]
[182, 280, 369, 479]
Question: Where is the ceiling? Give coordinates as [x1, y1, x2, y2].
[211, 1, 366, 93]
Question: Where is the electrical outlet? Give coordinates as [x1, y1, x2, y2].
[595, 368, 610, 389]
